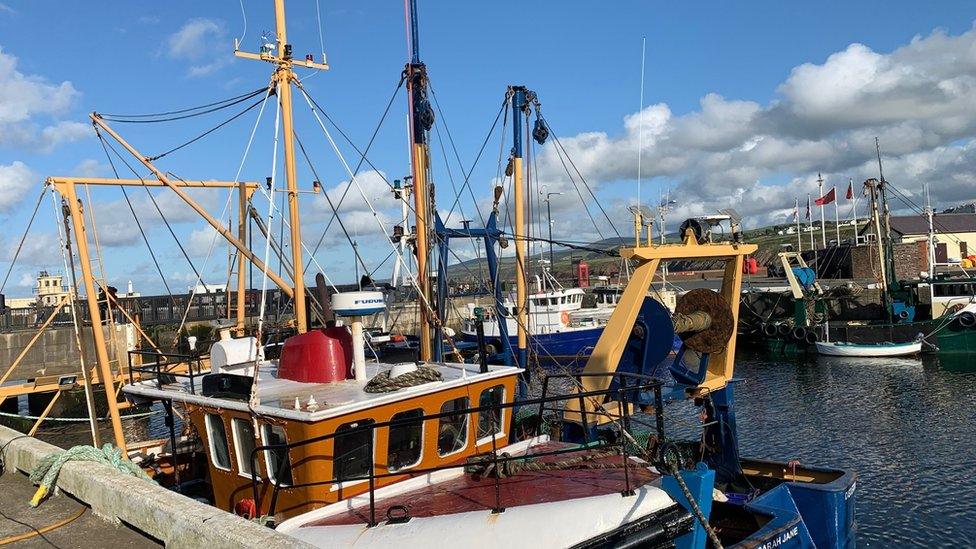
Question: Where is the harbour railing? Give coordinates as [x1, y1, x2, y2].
[248, 371, 667, 526]
[126, 350, 208, 393]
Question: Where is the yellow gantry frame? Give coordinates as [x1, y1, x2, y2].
[581, 231, 757, 399]
[46, 177, 260, 451]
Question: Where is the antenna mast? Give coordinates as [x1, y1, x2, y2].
[234, 0, 331, 334]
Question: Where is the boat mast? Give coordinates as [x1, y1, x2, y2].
[511, 86, 530, 368]
[232, 0, 330, 333]
[866, 178, 890, 314]
[875, 138, 896, 288]
[405, 0, 434, 361]
[274, 0, 307, 333]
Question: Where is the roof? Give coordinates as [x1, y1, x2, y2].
[858, 213, 976, 236]
[123, 360, 520, 422]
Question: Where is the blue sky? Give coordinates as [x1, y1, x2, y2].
[1, 1, 975, 296]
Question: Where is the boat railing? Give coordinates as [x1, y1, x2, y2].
[248, 371, 666, 525]
[127, 350, 208, 393]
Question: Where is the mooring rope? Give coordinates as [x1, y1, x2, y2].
[363, 366, 442, 393]
[28, 444, 155, 507]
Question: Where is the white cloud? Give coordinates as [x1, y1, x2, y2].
[166, 18, 230, 77]
[0, 48, 87, 151]
[0, 160, 35, 213]
[536, 24, 976, 228]
[187, 226, 221, 257]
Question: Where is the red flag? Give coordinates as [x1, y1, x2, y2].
[815, 187, 836, 206]
[846, 180, 854, 200]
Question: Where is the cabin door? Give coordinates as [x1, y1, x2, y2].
[960, 242, 969, 258]
[935, 243, 948, 263]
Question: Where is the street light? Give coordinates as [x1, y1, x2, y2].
[542, 190, 563, 269]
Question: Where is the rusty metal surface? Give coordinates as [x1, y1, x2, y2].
[675, 288, 733, 353]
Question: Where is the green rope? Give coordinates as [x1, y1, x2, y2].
[28, 444, 155, 507]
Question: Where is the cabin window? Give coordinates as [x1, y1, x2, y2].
[388, 409, 424, 471]
[205, 414, 232, 471]
[335, 419, 375, 482]
[437, 397, 469, 456]
[261, 424, 293, 486]
[232, 418, 258, 478]
[477, 385, 505, 440]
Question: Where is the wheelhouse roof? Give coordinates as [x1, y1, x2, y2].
[123, 361, 521, 423]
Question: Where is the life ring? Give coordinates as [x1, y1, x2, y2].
[561, 311, 570, 326]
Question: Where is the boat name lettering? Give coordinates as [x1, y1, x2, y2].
[755, 526, 799, 549]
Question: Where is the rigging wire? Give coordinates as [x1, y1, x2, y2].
[250, 87, 283, 409]
[0, 186, 46, 294]
[237, 0, 248, 48]
[293, 131, 369, 276]
[96, 131, 210, 296]
[172, 86, 276, 338]
[444, 97, 508, 225]
[97, 132, 178, 307]
[315, 0, 327, 63]
[302, 76, 406, 260]
[297, 85, 448, 334]
[143, 94, 268, 161]
[428, 82, 488, 228]
[540, 115, 622, 238]
[99, 88, 266, 122]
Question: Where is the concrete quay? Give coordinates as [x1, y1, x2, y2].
[0, 426, 313, 549]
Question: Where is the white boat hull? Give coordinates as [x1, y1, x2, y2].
[815, 341, 922, 357]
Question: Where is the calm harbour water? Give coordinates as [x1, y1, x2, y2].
[25, 350, 976, 547]
[730, 351, 976, 547]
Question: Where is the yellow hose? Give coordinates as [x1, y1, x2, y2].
[0, 506, 86, 546]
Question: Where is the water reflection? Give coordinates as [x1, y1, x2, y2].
[734, 351, 976, 546]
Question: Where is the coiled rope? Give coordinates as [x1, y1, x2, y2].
[363, 366, 442, 393]
[28, 444, 154, 507]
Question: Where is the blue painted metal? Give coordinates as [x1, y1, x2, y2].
[617, 297, 676, 377]
[892, 300, 916, 322]
[661, 463, 715, 549]
[512, 87, 524, 159]
[408, 0, 420, 64]
[792, 267, 816, 289]
[434, 211, 513, 365]
[738, 483, 817, 548]
[459, 325, 603, 360]
[779, 463, 858, 549]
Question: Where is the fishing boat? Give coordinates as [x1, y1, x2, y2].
[457, 272, 605, 360]
[815, 340, 922, 357]
[32, 0, 857, 545]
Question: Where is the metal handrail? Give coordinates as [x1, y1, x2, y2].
[246, 371, 666, 524]
[127, 349, 206, 394]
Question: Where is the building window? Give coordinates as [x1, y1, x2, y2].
[261, 424, 293, 486]
[477, 385, 505, 440]
[437, 397, 469, 456]
[388, 409, 424, 471]
[205, 414, 231, 471]
[334, 419, 375, 482]
[232, 418, 258, 478]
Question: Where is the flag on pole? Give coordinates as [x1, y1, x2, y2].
[805, 195, 811, 220]
[792, 198, 798, 222]
[846, 179, 854, 200]
[815, 187, 836, 206]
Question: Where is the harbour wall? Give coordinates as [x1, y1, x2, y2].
[0, 425, 314, 548]
[0, 324, 134, 383]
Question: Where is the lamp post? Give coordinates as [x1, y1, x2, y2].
[543, 191, 563, 269]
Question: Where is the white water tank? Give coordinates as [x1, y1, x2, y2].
[211, 336, 261, 373]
